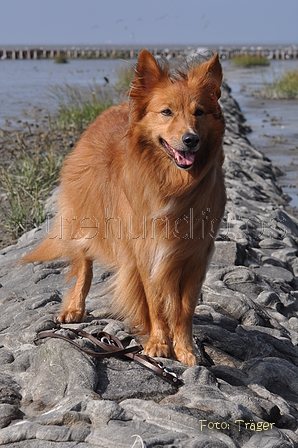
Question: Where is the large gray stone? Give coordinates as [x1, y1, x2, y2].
[212, 241, 246, 266]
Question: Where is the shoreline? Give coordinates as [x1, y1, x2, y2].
[1, 101, 297, 249]
[1, 61, 298, 249]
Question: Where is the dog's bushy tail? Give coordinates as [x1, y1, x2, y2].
[20, 238, 63, 264]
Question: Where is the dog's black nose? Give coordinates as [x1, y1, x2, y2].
[182, 133, 200, 149]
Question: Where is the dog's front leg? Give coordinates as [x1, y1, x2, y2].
[171, 298, 197, 366]
[140, 277, 172, 358]
[144, 303, 172, 359]
[171, 278, 202, 366]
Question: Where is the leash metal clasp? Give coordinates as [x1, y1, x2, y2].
[157, 363, 178, 382]
[100, 336, 111, 345]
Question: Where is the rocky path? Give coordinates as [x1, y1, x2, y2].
[0, 84, 298, 447]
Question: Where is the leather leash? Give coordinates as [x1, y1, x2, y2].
[37, 328, 182, 387]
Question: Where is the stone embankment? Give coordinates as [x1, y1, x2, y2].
[0, 83, 298, 447]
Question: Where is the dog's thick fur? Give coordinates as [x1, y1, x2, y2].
[22, 50, 226, 366]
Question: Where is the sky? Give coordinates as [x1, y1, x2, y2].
[0, 0, 297, 47]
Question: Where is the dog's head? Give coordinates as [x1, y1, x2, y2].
[129, 50, 225, 174]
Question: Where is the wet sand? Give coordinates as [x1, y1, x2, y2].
[222, 60, 298, 210]
[241, 95, 298, 214]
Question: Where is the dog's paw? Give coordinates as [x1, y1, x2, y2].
[56, 308, 85, 323]
[173, 346, 196, 366]
[144, 339, 171, 359]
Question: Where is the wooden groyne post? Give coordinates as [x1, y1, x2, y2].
[0, 45, 297, 61]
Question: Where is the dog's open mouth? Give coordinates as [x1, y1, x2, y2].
[161, 139, 195, 169]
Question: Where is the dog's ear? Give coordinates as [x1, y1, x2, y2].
[134, 50, 164, 92]
[190, 53, 222, 100]
[206, 53, 223, 87]
[190, 53, 222, 87]
[129, 50, 169, 121]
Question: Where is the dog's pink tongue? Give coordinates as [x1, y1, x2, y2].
[175, 150, 195, 166]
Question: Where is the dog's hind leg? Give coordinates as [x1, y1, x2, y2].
[112, 257, 150, 334]
[57, 251, 93, 323]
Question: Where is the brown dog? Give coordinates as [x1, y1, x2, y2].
[22, 50, 226, 366]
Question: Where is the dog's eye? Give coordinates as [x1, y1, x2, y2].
[161, 109, 173, 117]
[194, 109, 204, 117]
